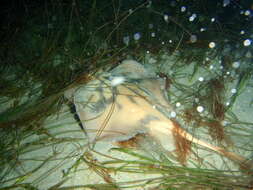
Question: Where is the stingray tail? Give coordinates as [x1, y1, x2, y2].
[170, 120, 253, 173]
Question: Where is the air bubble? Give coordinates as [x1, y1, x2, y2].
[232, 61, 240, 68]
[198, 77, 204, 82]
[244, 10, 251, 16]
[231, 88, 237, 94]
[189, 13, 197, 22]
[190, 35, 197, 43]
[123, 36, 130, 45]
[181, 6, 186, 12]
[176, 102, 181, 107]
[223, 0, 230, 7]
[200, 28, 206, 32]
[243, 39, 251, 46]
[197, 106, 204, 113]
[110, 76, 125, 86]
[209, 42, 216, 48]
[133, 33, 141, 40]
[170, 111, 177, 118]
[148, 23, 154, 29]
[164, 14, 169, 22]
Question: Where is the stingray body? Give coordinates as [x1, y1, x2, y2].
[65, 60, 251, 171]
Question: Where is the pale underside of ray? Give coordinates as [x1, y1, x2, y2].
[65, 60, 251, 170]
[74, 77, 172, 142]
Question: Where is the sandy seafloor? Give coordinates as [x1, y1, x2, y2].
[1, 53, 253, 189]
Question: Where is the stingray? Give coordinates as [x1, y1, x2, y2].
[65, 60, 252, 172]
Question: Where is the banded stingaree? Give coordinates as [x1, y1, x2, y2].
[65, 60, 252, 172]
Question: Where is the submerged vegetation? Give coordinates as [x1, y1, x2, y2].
[0, 0, 253, 189]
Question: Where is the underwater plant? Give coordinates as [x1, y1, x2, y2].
[0, 0, 253, 189]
